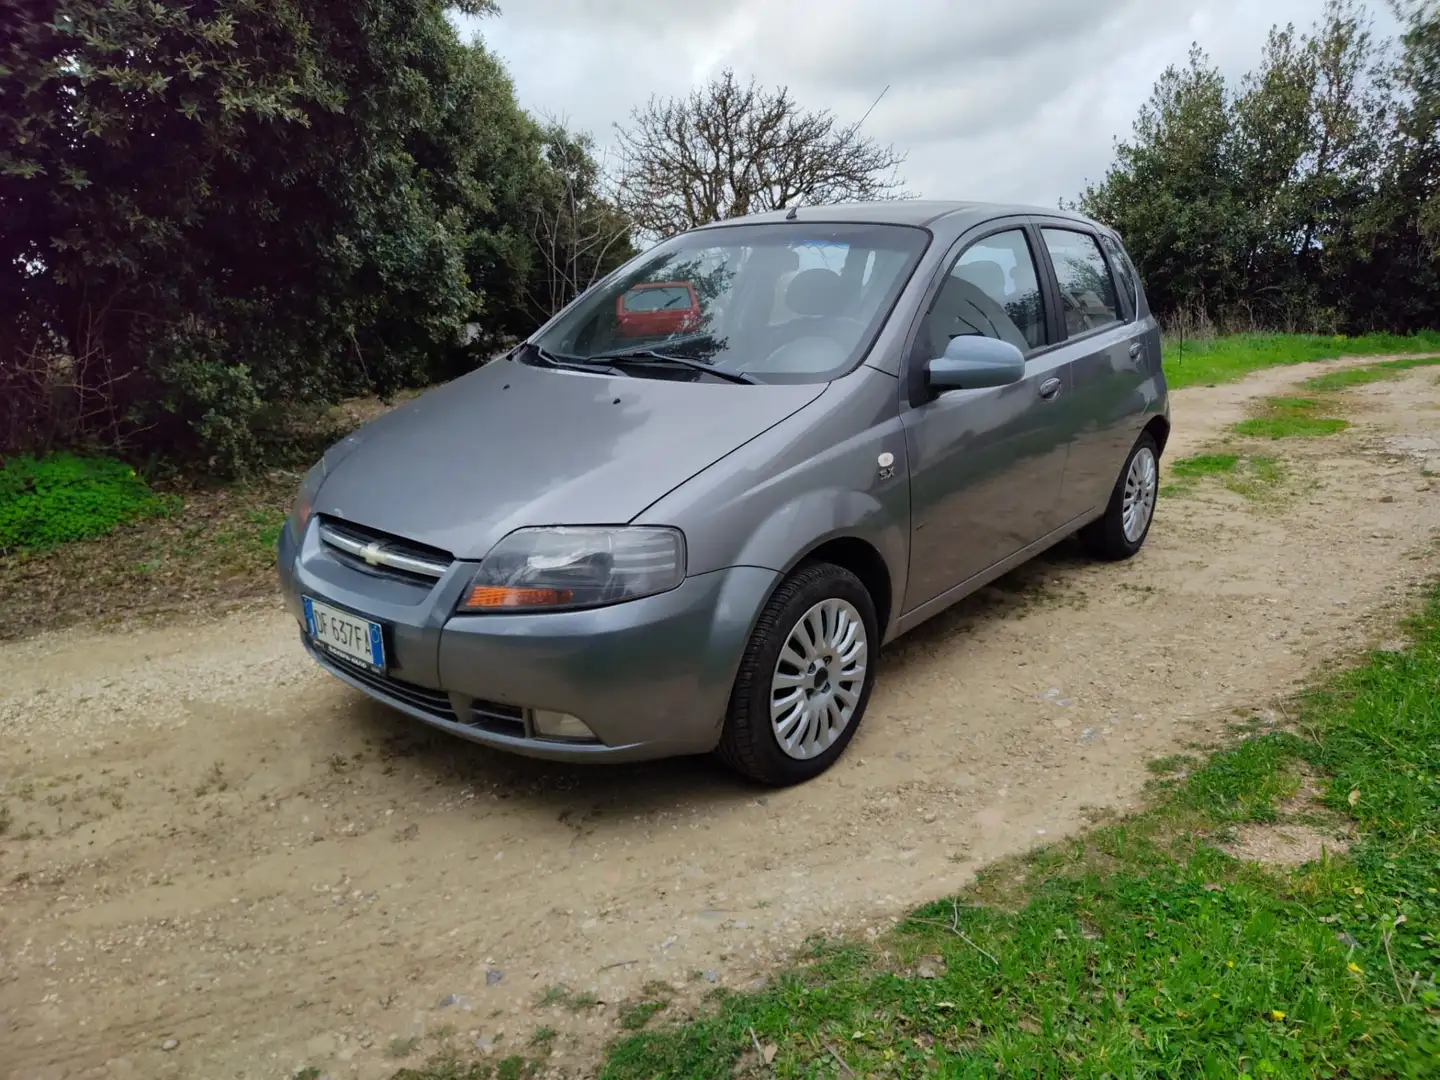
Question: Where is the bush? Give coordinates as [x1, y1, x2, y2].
[0, 454, 173, 552]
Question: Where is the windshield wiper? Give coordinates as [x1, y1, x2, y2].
[590, 349, 759, 385]
[525, 342, 624, 377]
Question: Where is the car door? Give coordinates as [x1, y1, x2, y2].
[898, 223, 1070, 614]
[1034, 224, 1155, 523]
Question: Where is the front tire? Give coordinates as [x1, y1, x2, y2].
[1080, 432, 1159, 561]
[717, 561, 878, 786]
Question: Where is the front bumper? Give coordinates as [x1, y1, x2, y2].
[278, 521, 777, 763]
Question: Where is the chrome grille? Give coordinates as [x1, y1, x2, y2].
[318, 517, 453, 584]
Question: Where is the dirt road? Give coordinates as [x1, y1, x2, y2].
[3, 360, 1439, 1080]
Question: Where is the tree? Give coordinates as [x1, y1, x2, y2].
[612, 68, 906, 240]
[1076, 1, 1394, 332]
[1349, 0, 1440, 330]
[0, 0, 615, 469]
[524, 122, 635, 320]
[1076, 46, 1243, 323]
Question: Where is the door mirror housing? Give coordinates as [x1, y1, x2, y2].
[927, 335, 1026, 393]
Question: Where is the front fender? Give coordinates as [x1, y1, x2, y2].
[731, 486, 908, 635]
[634, 367, 912, 641]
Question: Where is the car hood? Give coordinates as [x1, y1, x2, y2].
[314, 358, 827, 560]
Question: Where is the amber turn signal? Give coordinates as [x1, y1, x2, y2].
[461, 585, 575, 610]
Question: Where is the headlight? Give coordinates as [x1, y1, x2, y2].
[457, 526, 686, 612]
[288, 460, 325, 543]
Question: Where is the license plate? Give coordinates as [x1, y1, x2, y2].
[303, 596, 385, 673]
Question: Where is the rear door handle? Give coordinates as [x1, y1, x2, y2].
[1038, 377, 1062, 401]
[1129, 342, 1145, 362]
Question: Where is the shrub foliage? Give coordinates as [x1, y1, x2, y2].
[0, 454, 171, 551]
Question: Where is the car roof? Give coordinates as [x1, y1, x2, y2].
[692, 199, 1103, 235]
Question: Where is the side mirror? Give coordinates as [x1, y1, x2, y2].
[927, 335, 1026, 393]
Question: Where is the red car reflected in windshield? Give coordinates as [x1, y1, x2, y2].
[615, 281, 701, 339]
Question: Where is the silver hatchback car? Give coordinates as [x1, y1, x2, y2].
[278, 201, 1168, 785]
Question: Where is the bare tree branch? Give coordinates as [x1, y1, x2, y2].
[612, 69, 909, 240]
[523, 120, 636, 319]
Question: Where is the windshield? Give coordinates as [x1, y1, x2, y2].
[530, 222, 931, 384]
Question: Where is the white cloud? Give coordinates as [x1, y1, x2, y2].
[459, 0, 1402, 208]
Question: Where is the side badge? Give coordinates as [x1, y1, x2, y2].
[877, 451, 896, 481]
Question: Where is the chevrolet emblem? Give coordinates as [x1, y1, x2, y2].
[360, 542, 384, 566]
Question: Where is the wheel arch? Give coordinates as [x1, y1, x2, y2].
[793, 535, 895, 642]
[1143, 414, 1171, 458]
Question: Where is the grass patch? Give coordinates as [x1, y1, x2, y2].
[1162, 332, 1440, 390]
[0, 453, 176, 553]
[0, 473, 294, 641]
[619, 1000, 669, 1031]
[0, 391, 418, 640]
[1232, 415, 1349, 439]
[1170, 453, 1240, 480]
[596, 584, 1440, 1080]
[1147, 753, 1201, 776]
[1301, 354, 1440, 392]
[1231, 397, 1349, 440]
[1164, 452, 1286, 501]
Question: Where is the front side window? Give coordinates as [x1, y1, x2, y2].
[530, 223, 931, 384]
[921, 228, 1046, 358]
[1041, 228, 1120, 337]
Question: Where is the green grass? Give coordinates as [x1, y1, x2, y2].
[1170, 453, 1240, 480]
[1231, 396, 1350, 440]
[595, 584, 1440, 1080]
[0, 453, 176, 552]
[1162, 332, 1440, 390]
[1232, 416, 1350, 439]
[1164, 453, 1286, 501]
[1300, 355, 1440, 392]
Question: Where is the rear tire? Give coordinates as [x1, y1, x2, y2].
[717, 561, 878, 786]
[1080, 432, 1159, 561]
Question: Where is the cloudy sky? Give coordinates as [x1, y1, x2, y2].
[455, 0, 1400, 208]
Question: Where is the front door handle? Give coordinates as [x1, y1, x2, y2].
[1038, 377, 1062, 401]
[1129, 342, 1145, 362]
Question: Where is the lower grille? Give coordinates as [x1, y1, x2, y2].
[308, 636, 532, 736]
[309, 641, 455, 721]
[463, 701, 527, 738]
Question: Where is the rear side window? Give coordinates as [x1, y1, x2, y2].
[1100, 234, 1140, 317]
[922, 228, 1047, 356]
[1041, 228, 1119, 337]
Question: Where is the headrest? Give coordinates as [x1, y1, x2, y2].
[957, 260, 1007, 300]
[785, 268, 844, 317]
